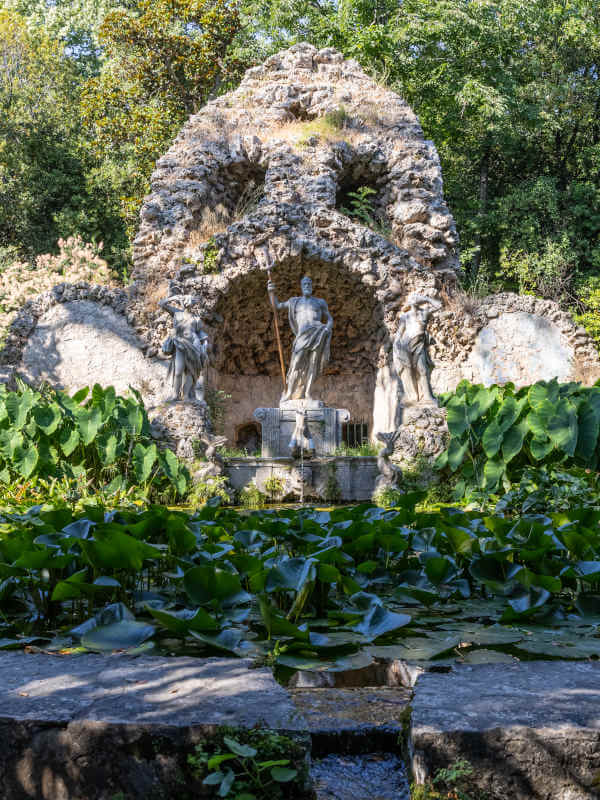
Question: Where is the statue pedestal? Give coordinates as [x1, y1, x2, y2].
[254, 406, 350, 458]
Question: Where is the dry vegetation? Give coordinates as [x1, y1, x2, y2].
[0, 237, 114, 338]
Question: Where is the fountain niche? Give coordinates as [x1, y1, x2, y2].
[131, 43, 460, 501]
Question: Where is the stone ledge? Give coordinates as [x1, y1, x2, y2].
[0, 653, 308, 800]
[410, 661, 600, 800]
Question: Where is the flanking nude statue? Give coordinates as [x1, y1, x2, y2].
[393, 293, 441, 405]
[159, 297, 209, 403]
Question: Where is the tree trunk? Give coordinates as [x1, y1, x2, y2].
[471, 147, 489, 281]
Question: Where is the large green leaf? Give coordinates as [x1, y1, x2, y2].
[82, 529, 162, 570]
[5, 390, 35, 430]
[529, 435, 554, 461]
[32, 403, 62, 436]
[351, 601, 411, 640]
[483, 456, 505, 489]
[526, 400, 555, 437]
[13, 443, 38, 478]
[132, 442, 157, 483]
[184, 565, 249, 606]
[495, 396, 525, 433]
[447, 438, 469, 471]
[466, 386, 498, 422]
[502, 420, 528, 463]
[265, 557, 317, 593]
[528, 381, 559, 410]
[482, 420, 503, 458]
[81, 620, 155, 652]
[546, 398, 578, 456]
[59, 425, 80, 456]
[446, 398, 469, 436]
[96, 430, 118, 465]
[79, 405, 103, 447]
[575, 400, 600, 463]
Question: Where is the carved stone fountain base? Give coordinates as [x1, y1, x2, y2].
[253, 406, 350, 458]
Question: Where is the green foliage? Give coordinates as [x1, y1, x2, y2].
[372, 486, 404, 508]
[436, 378, 600, 497]
[0, 381, 189, 499]
[202, 237, 220, 274]
[3, 497, 600, 661]
[81, 0, 240, 237]
[264, 476, 285, 502]
[189, 730, 299, 799]
[574, 272, 600, 352]
[495, 467, 600, 515]
[239, 481, 267, 509]
[411, 759, 476, 800]
[187, 475, 231, 507]
[335, 442, 379, 457]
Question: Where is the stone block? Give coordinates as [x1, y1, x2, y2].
[0, 653, 308, 800]
[410, 661, 600, 800]
[254, 406, 349, 458]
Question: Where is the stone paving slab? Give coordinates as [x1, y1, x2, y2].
[291, 687, 411, 754]
[410, 661, 600, 800]
[0, 653, 308, 800]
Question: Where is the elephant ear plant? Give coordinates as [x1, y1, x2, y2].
[436, 378, 600, 497]
[0, 380, 189, 501]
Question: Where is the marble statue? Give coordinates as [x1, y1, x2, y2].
[289, 408, 315, 458]
[373, 431, 402, 495]
[194, 434, 227, 481]
[393, 293, 441, 405]
[160, 297, 209, 403]
[268, 275, 332, 407]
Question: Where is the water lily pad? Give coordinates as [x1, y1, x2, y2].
[460, 649, 518, 664]
[81, 620, 156, 652]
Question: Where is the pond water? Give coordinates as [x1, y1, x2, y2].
[311, 753, 410, 800]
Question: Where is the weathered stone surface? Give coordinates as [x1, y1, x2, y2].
[431, 292, 600, 393]
[19, 300, 169, 405]
[291, 687, 411, 736]
[131, 42, 460, 441]
[224, 455, 379, 501]
[0, 653, 307, 800]
[410, 661, 600, 800]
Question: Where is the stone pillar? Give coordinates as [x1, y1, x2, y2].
[254, 406, 350, 458]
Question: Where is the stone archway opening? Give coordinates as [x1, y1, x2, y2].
[183, 160, 267, 262]
[207, 259, 386, 444]
[336, 154, 392, 237]
[235, 421, 261, 454]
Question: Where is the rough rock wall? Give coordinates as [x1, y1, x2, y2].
[131, 42, 460, 437]
[430, 293, 600, 393]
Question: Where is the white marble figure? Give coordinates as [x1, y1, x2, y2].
[374, 431, 402, 495]
[289, 408, 315, 458]
[393, 293, 441, 405]
[160, 297, 209, 403]
[268, 275, 333, 407]
[194, 434, 227, 481]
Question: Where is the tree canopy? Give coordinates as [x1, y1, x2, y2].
[2, 0, 600, 331]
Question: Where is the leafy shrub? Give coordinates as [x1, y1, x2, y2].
[499, 234, 576, 304]
[264, 475, 285, 502]
[574, 271, 600, 352]
[239, 480, 266, 509]
[0, 381, 189, 499]
[189, 729, 302, 799]
[372, 486, 404, 508]
[436, 378, 600, 497]
[187, 475, 231, 506]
